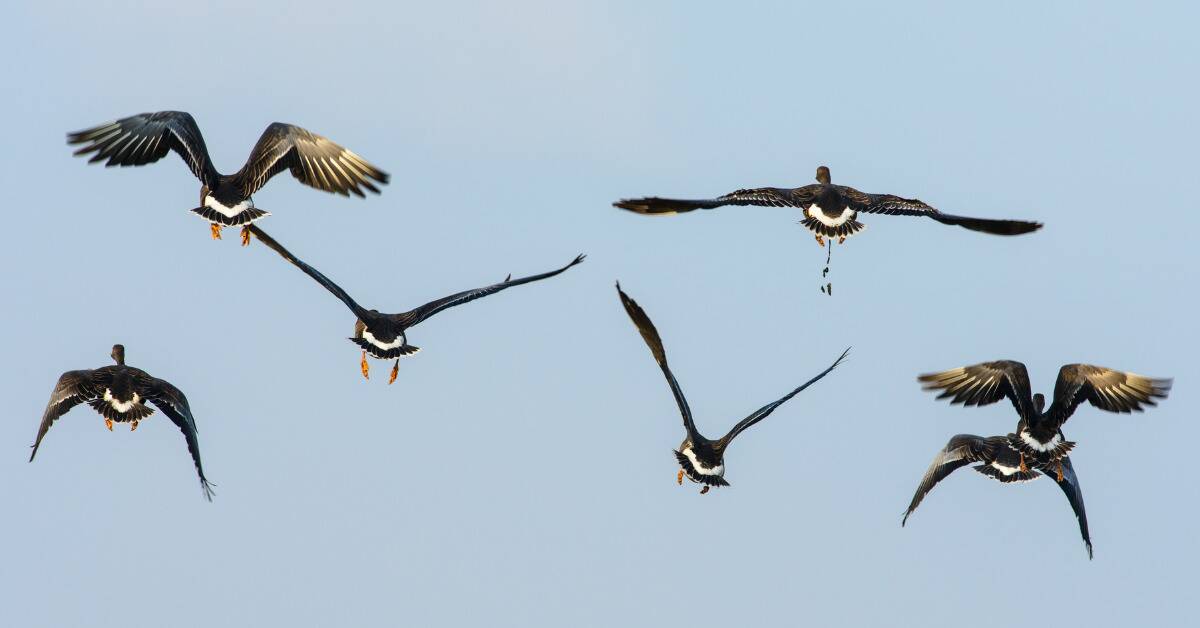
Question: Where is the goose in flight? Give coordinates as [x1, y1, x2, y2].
[250, 225, 584, 384]
[918, 360, 1171, 477]
[617, 282, 847, 493]
[902, 433, 1092, 558]
[615, 166, 1041, 247]
[67, 111, 388, 245]
[30, 344, 214, 501]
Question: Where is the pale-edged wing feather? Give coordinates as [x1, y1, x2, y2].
[233, 123, 388, 198]
[67, 111, 218, 186]
[614, 186, 816, 215]
[1043, 364, 1171, 431]
[140, 375, 214, 501]
[616, 283, 700, 441]
[918, 360, 1038, 421]
[1049, 456, 1092, 559]
[841, 187, 1041, 235]
[30, 370, 98, 462]
[719, 347, 849, 447]
[394, 255, 585, 329]
[902, 434, 1004, 526]
[249, 225, 369, 320]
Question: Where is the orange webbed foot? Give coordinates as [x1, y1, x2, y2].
[240, 226, 251, 247]
[814, 235, 825, 247]
[105, 418, 114, 431]
[210, 223, 222, 240]
[676, 470, 684, 485]
[1056, 461, 1064, 482]
[837, 236, 846, 245]
[130, 420, 139, 432]
[388, 360, 399, 385]
[1019, 453, 1029, 474]
[360, 351, 370, 380]
[699, 486, 710, 495]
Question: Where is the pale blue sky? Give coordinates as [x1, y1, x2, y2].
[2, 1, 1197, 626]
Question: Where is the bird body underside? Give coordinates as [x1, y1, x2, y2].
[1009, 430, 1076, 464]
[674, 448, 729, 487]
[192, 194, 271, 226]
[349, 336, 421, 360]
[87, 397, 155, 422]
[801, 203, 866, 240]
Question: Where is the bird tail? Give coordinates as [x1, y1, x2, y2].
[931, 213, 1042, 236]
[613, 197, 724, 215]
[799, 215, 866, 240]
[190, 205, 271, 226]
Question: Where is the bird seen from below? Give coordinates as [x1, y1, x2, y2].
[250, 225, 585, 384]
[901, 432, 1093, 558]
[614, 165, 1041, 247]
[67, 111, 389, 246]
[616, 282, 847, 493]
[917, 360, 1171, 477]
[30, 344, 214, 501]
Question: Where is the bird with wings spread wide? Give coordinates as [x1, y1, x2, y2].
[31, 344, 214, 501]
[617, 282, 847, 493]
[250, 225, 584, 384]
[615, 165, 1041, 247]
[67, 111, 388, 245]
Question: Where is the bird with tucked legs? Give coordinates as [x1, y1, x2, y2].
[617, 282, 847, 493]
[30, 344, 214, 501]
[250, 225, 584, 384]
[67, 111, 388, 246]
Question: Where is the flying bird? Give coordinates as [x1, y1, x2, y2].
[67, 111, 388, 246]
[901, 433, 1092, 558]
[614, 166, 1041, 247]
[918, 360, 1171, 476]
[616, 282, 847, 493]
[30, 344, 214, 501]
[250, 225, 584, 384]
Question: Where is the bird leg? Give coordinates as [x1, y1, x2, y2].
[130, 419, 139, 432]
[676, 469, 684, 485]
[388, 359, 399, 385]
[699, 485, 710, 495]
[240, 226, 251, 247]
[837, 236, 846, 245]
[814, 234, 825, 247]
[210, 223, 222, 240]
[1018, 453, 1029, 473]
[360, 351, 370, 380]
[1056, 461, 1064, 482]
[105, 418, 114, 431]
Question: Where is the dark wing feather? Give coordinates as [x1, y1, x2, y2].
[67, 111, 218, 186]
[616, 283, 700, 441]
[249, 225, 368, 319]
[394, 255, 585, 329]
[614, 186, 816, 215]
[30, 370, 97, 462]
[140, 376, 214, 501]
[902, 434, 1001, 526]
[1048, 456, 1092, 559]
[718, 347, 849, 446]
[1043, 364, 1171, 431]
[841, 187, 1041, 235]
[232, 123, 389, 198]
[918, 360, 1038, 421]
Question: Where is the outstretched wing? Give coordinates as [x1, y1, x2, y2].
[616, 283, 699, 442]
[841, 187, 1041, 235]
[614, 186, 816, 215]
[1043, 364, 1171, 431]
[1048, 456, 1092, 559]
[249, 225, 369, 320]
[232, 123, 389, 198]
[140, 376, 214, 501]
[902, 434, 1002, 526]
[394, 255, 585, 329]
[918, 360, 1038, 421]
[30, 370, 97, 462]
[718, 347, 849, 447]
[67, 111, 218, 186]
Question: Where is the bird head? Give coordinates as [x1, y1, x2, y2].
[815, 165, 831, 184]
[1033, 393, 1046, 414]
[111, 344, 126, 365]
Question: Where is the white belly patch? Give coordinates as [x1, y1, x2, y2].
[1020, 431, 1061, 452]
[204, 196, 255, 218]
[806, 203, 855, 227]
[681, 447, 725, 477]
[362, 329, 406, 350]
[990, 461, 1021, 476]
[103, 389, 140, 414]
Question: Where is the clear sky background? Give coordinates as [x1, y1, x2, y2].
[2, 1, 1197, 626]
